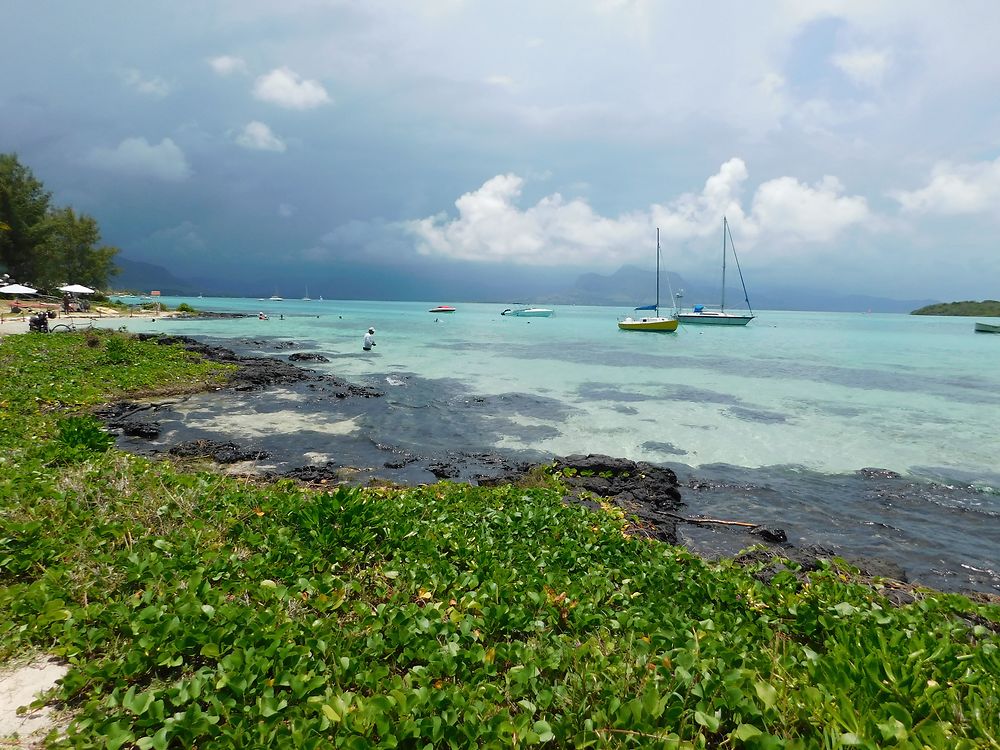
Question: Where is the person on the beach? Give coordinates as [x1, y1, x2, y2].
[363, 327, 376, 351]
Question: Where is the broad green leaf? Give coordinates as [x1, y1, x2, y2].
[694, 711, 720, 732]
[755, 681, 778, 710]
[322, 703, 341, 722]
[732, 724, 762, 740]
[532, 720, 554, 742]
[136, 727, 169, 750]
[102, 721, 134, 750]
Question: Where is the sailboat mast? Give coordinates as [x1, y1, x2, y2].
[721, 216, 728, 313]
[655, 227, 660, 314]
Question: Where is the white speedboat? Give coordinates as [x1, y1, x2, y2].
[502, 306, 553, 317]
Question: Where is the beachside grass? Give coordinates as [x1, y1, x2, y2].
[1, 331, 998, 748]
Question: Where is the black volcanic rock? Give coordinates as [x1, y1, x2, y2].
[120, 421, 161, 439]
[93, 401, 162, 439]
[554, 454, 683, 511]
[279, 464, 344, 483]
[750, 525, 788, 543]
[135, 333, 381, 395]
[169, 440, 269, 464]
[478, 455, 684, 542]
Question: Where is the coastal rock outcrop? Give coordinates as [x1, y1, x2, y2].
[554, 454, 683, 511]
[554, 454, 683, 544]
[478, 453, 684, 544]
[169, 439, 269, 464]
[94, 401, 162, 440]
[135, 333, 381, 396]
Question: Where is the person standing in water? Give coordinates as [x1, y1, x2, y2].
[363, 327, 376, 351]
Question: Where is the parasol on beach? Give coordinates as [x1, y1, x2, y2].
[58, 284, 96, 294]
[0, 283, 38, 295]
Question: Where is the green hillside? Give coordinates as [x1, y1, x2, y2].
[911, 299, 1000, 316]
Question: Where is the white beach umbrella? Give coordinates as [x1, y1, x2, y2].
[0, 283, 37, 295]
[58, 283, 96, 294]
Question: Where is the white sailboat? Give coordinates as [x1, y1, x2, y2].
[302, 286, 311, 301]
[618, 228, 679, 332]
[677, 216, 754, 326]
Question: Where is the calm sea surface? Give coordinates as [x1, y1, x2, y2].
[103, 297, 1000, 593]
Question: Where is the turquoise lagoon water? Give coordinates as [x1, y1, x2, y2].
[111, 297, 1000, 481]
[104, 297, 1000, 592]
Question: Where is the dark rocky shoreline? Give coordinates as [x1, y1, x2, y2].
[96, 333, 991, 601]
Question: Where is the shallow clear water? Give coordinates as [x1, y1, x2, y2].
[104, 297, 1000, 592]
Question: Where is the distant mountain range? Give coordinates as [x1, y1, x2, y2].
[112, 257, 199, 296]
[110, 255, 937, 314]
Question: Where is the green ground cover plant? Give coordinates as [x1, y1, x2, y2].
[1, 331, 998, 748]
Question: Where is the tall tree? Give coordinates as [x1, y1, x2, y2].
[0, 153, 120, 290]
[0, 154, 52, 282]
[36, 207, 120, 290]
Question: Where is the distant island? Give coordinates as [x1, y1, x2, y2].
[911, 299, 1000, 316]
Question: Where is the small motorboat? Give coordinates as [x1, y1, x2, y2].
[429, 305, 456, 313]
[974, 321, 1000, 333]
[501, 306, 553, 317]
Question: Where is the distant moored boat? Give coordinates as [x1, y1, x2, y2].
[676, 217, 754, 326]
[618, 228, 679, 332]
[429, 305, 456, 313]
[502, 306, 553, 317]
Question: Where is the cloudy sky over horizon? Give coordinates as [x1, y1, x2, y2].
[3, 0, 1000, 299]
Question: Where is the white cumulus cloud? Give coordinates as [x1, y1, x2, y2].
[407, 159, 873, 267]
[832, 48, 891, 88]
[408, 174, 647, 266]
[890, 158, 1000, 215]
[208, 55, 248, 76]
[653, 158, 750, 242]
[236, 121, 286, 152]
[253, 67, 331, 110]
[87, 137, 191, 182]
[750, 175, 870, 243]
[122, 69, 171, 98]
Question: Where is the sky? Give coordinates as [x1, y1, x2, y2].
[3, 0, 1000, 301]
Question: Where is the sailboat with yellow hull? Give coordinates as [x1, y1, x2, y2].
[618, 228, 679, 332]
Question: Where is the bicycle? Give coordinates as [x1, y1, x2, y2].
[48, 319, 95, 333]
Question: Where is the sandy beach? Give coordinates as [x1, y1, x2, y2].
[0, 308, 178, 336]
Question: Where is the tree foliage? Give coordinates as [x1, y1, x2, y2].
[911, 300, 1000, 316]
[0, 153, 119, 290]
